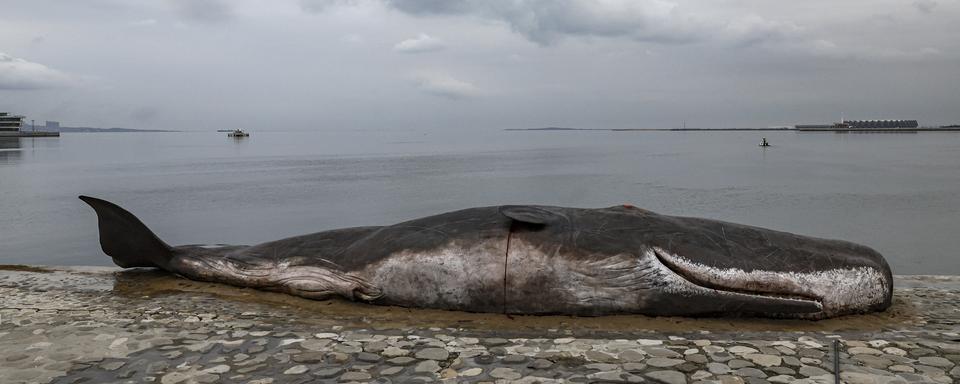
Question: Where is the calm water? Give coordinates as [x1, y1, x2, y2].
[1, 130, 958, 275]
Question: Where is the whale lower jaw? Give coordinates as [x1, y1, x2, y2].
[651, 247, 891, 319]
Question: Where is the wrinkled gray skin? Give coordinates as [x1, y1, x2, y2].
[80, 196, 893, 319]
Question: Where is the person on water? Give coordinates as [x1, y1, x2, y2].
[760, 137, 770, 147]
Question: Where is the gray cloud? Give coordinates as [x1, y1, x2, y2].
[300, 0, 359, 13]
[385, 0, 699, 45]
[382, 0, 800, 47]
[413, 72, 477, 99]
[0, 52, 76, 90]
[394, 33, 445, 53]
[3, 0, 958, 130]
[171, 0, 234, 23]
[914, 0, 938, 13]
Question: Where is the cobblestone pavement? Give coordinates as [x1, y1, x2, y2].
[1, 266, 959, 384]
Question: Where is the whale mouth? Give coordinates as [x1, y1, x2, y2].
[651, 247, 825, 316]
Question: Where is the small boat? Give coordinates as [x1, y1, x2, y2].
[228, 129, 249, 137]
[759, 137, 770, 147]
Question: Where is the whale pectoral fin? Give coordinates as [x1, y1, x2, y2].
[169, 254, 383, 302]
[499, 205, 563, 225]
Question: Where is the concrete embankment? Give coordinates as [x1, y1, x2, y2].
[1, 266, 958, 383]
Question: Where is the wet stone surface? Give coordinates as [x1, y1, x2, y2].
[1, 267, 959, 383]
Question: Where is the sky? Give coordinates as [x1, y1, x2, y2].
[1, 0, 958, 130]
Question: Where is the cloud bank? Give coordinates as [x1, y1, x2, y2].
[413, 72, 477, 99]
[394, 33, 445, 53]
[0, 53, 76, 90]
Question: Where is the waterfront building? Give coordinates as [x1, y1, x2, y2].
[0, 112, 25, 132]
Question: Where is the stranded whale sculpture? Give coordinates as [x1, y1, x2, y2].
[80, 196, 892, 319]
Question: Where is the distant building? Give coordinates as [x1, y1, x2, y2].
[796, 119, 919, 131]
[838, 120, 919, 129]
[0, 112, 25, 132]
[46, 121, 60, 130]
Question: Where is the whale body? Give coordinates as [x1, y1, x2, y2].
[80, 196, 892, 319]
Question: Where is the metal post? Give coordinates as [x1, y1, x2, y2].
[833, 339, 841, 384]
[32, 119, 35, 131]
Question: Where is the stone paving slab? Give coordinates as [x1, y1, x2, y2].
[1, 266, 958, 384]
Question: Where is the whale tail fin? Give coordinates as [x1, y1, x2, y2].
[79, 195, 173, 269]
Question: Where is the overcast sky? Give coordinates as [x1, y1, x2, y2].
[1, 0, 958, 130]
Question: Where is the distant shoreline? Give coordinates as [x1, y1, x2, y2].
[506, 126, 960, 132]
[34, 127, 179, 133]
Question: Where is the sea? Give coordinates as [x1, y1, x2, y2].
[1, 129, 958, 275]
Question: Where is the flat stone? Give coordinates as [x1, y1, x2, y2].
[620, 350, 646, 362]
[848, 347, 883, 355]
[484, 338, 510, 346]
[380, 366, 404, 376]
[691, 370, 713, 380]
[578, 361, 612, 370]
[364, 341, 388, 353]
[781, 356, 800, 367]
[314, 367, 345, 378]
[708, 362, 732, 374]
[415, 347, 450, 361]
[99, 361, 126, 371]
[840, 372, 905, 384]
[638, 339, 664, 346]
[646, 370, 687, 384]
[339, 371, 371, 381]
[767, 367, 795, 376]
[729, 346, 760, 355]
[203, 365, 230, 374]
[883, 347, 907, 356]
[852, 354, 892, 368]
[686, 354, 708, 364]
[647, 348, 683, 358]
[502, 354, 528, 364]
[414, 360, 441, 373]
[440, 368, 457, 379]
[387, 356, 416, 366]
[194, 374, 219, 383]
[490, 367, 522, 380]
[284, 365, 308, 375]
[914, 364, 946, 376]
[381, 346, 410, 357]
[648, 357, 686, 367]
[919, 356, 955, 368]
[529, 359, 554, 369]
[356, 352, 381, 362]
[745, 354, 782, 367]
[588, 371, 629, 382]
[888, 364, 915, 373]
[586, 350, 620, 363]
[300, 339, 332, 351]
[291, 352, 326, 363]
[768, 375, 795, 383]
[729, 360, 754, 369]
[460, 367, 483, 377]
[734, 368, 767, 378]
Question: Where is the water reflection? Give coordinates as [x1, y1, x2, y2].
[0, 138, 23, 163]
[0, 137, 61, 164]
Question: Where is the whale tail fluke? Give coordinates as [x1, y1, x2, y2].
[79, 195, 173, 269]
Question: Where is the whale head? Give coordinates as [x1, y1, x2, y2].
[501, 205, 893, 319]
